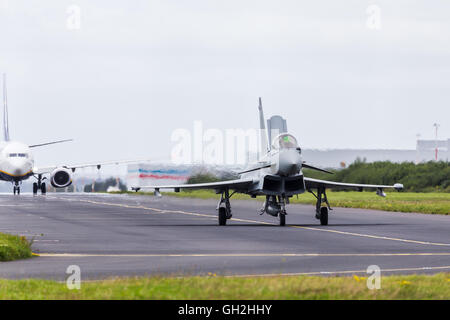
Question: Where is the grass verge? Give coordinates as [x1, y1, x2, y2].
[0, 273, 448, 299]
[0, 233, 33, 262]
[118, 191, 450, 215]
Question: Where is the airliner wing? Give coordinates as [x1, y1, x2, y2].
[132, 178, 256, 193]
[304, 177, 403, 192]
[34, 159, 151, 175]
[29, 139, 73, 148]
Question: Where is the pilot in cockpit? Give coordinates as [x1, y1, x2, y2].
[272, 133, 299, 150]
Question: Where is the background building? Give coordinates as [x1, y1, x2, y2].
[127, 164, 193, 189]
[301, 138, 449, 168]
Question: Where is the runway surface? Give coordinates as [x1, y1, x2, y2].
[0, 193, 449, 280]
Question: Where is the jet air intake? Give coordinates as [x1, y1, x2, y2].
[50, 168, 73, 188]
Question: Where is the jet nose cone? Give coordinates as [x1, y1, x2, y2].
[278, 150, 302, 176]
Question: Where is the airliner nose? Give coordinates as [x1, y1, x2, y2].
[9, 159, 31, 176]
[12, 165, 25, 176]
[278, 150, 302, 176]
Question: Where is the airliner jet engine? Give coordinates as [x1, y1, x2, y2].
[50, 167, 72, 188]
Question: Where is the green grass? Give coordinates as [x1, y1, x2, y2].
[0, 233, 33, 262]
[0, 273, 448, 299]
[120, 191, 450, 215]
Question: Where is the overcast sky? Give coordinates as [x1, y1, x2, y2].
[0, 1, 449, 171]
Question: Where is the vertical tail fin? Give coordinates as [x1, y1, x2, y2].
[2, 74, 10, 141]
[258, 97, 269, 159]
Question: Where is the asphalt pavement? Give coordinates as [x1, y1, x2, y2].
[0, 193, 449, 280]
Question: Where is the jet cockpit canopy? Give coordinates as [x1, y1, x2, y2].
[272, 133, 298, 150]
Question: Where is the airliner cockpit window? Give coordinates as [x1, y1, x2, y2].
[272, 134, 298, 150]
[8, 153, 18, 157]
[18, 153, 27, 158]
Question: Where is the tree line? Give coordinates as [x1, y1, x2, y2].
[304, 160, 449, 192]
[187, 160, 449, 193]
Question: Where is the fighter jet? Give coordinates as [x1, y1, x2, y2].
[0, 74, 147, 194]
[132, 98, 403, 226]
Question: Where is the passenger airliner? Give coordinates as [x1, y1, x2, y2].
[1, 74, 143, 195]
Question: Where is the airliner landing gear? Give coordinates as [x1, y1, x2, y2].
[33, 174, 47, 195]
[217, 189, 233, 226]
[13, 182, 20, 195]
[310, 187, 331, 226]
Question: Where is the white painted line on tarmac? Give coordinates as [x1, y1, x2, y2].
[52, 196, 450, 247]
[227, 265, 450, 278]
[36, 252, 450, 258]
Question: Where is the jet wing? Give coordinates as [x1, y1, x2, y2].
[132, 178, 256, 193]
[34, 159, 151, 175]
[304, 177, 403, 192]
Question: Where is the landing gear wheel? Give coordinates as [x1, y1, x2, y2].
[218, 207, 227, 226]
[33, 183, 38, 195]
[320, 207, 328, 226]
[41, 183, 46, 195]
[279, 213, 286, 226]
[13, 186, 17, 195]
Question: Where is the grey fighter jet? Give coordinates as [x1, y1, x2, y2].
[132, 98, 403, 226]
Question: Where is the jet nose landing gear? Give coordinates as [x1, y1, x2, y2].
[262, 195, 288, 226]
[279, 212, 286, 226]
[13, 183, 20, 195]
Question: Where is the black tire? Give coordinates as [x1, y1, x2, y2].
[320, 207, 328, 226]
[218, 207, 227, 226]
[41, 183, 47, 195]
[33, 183, 38, 195]
[13, 187, 16, 195]
[17, 187, 20, 195]
[279, 213, 286, 226]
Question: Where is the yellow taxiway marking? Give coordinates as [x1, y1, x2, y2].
[51, 197, 450, 247]
[36, 252, 450, 258]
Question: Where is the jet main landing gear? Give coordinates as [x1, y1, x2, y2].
[310, 187, 331, 226]
[217, 189, 234, 226]
[33, 174, 47, 195]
